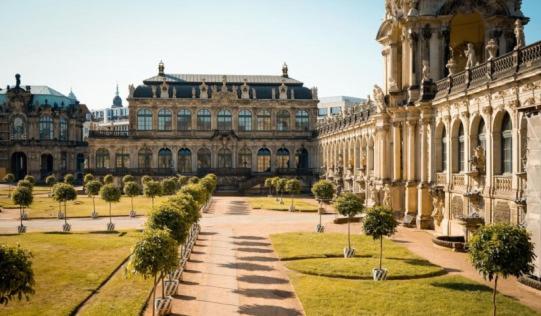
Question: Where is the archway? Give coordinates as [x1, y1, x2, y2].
[11, 152, 27, 180]
[296, 147, 309, 169]
[449, 12, 486, 71]
[256, 148, 271, 172]
[40, 154, 54, 179]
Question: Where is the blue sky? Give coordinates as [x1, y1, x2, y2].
[1, 0, 540, 109]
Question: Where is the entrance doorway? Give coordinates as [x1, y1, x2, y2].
[11, 152, 27, 180]
[41, 154, 53, 180]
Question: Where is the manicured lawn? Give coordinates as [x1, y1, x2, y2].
[0, 194, 169, 218]
[0, 185, 51, 197]
[0, 231, 144, 316]
[247, 197, 318, 212]
[270, 232, 539, 316]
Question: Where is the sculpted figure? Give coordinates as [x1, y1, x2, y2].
[464, 43, 477, 69]
[431, 195, 444, 225]
[471, 145, 486, 173]
[486, 38, 498, 60]
[373, 85, 385, 113]
[382, 184, 392, 208]
[422, 60, 431, 81]
[514, 19, 525, 49]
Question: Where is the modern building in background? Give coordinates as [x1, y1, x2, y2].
[83, 86, 129, 139]
[317, 96, 365, 119]
[0, 75, 88, 180]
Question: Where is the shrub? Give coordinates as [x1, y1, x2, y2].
[17, 180, 33, 191]
[12, 186, 33, 228]
[123, 181, 141, 215]
[264, 178, 274, 195]
[3, 173, 15, 184]
[45, 175, 57, 187]
[177, 175, 189, 187]
[199, 176, 217, 194]
[286, 179, 301, 209]
[147, 204, 190, 244]
[122, 175, 135, 184]
[0, 244, 35, 305]
[161, 178, 178, 195]
[311, 179, 335, 202]
[23, 175, 35, 185]
[141, 175, 152, 185]
[100, 184, 122, 226]
[179, 183, 208, 208]
[85, 180, 102, 216]
[83, 173, 94, 184]
[167, 193, 200, 224]
[103, 174, 114, 184]
[63, 173, 75, 185]
[363, 206, 398, 270]
[52, 183, 77, 222]
[188, 176, 199, 184]
[277, 178, 288, 196]
[144, 180, 162, 210]
[334, 192, 364, 250]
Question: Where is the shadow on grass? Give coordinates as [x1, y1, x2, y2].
[431, 281, 492, 293]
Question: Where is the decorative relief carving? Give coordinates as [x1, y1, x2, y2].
[493, 202, 511, 224]
[451, 196, 464, 219]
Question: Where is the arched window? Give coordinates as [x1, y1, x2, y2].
[59, 117, 68, 141]
[238, 110, 252, 131]
[217, 109, 232, 130]
[256, 110, 271, 130]
[197, 147, 211, 169]
[257, 148, 271, 172]
[296, 147, 309, 169]
[158, 148, 172, 169]
[137, 109, 153, 131]
[276, 148, 290, 168]
[115, 150, 129, 168]
[442, 128, 447, 171]
[11, 116, 26, 140]
[238, 147, 252, 168]
[158, 109, 172, 131]
[502, 113, 512, 174]
[217, 148, 232, 168]
[477, 119, 486, 150]
[39, 116, 53, 140]
[295, 110, 309, 130]
[177, 109, 191, 131]
[277, 110, 290, 131]
[96, 148, 110, 169]
[458, 123, 465, 172]
[138, 148, 152, 169]
[177, 148, 192, 173]
[197, 109, 211, 130]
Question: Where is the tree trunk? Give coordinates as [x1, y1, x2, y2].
[161, 272, 165, 298]
[131, 197, 134, 213]
[109, 202, 112, 224]
[20, 206, 23, 226]
[493, 275, 498, 316]
[379, 237, 383, 270]
[152, 274, 157, 316]
[64, 201, 68, 224]
[152, 197, 154, 211]
[347, 217, 351, 249]
[92, 196, 96, 213]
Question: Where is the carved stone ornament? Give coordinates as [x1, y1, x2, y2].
[464, 43, 477, 69]
[514, 19, 525, 49]
[199, 79, 208, 99]
[422, 60, 431, 81]
[431, 195, 444, 225]
[470, 145, 486, 174]
[383, 184, 392, 208]
[486, 38, 498, 60]
[373, 85, 386, 113]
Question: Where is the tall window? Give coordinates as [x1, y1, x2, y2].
[137, 109, 153, 131]
[158, 109, 172, 131]
[138, 148, 152, 169]
[477, 119, 486, 150]
[217, 109, 232, 130]
[11, 116, 26, 140]
[502, 114, 513, 174]
[177, 109, 191, 130]
[59, 117, 68, 141]
[158, 148, 172, 169]
[197, 109, 211, 130]
[96, 148, 110, 169]
[277, 148, 290, 168]
[257, 110, 271, 130]
[441, 128, 447, 171]
[295, 110, 309, 130]
[458, 124, 465, 172]
[238, 110, 252, 131]
[197, 148, 211, 169]
[115, 151, 129, 168]
[39, 116, 53, 140]
[238, 148, 252, 168]
[277, 110, 290, 131]
[178, 148, 192, 173]
[257, 148, 271, 172]
[217, 148, 232, 168]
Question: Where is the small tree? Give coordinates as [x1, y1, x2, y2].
[469, 224, 535, 316]
[3, 173, 15, 197]
[264, 178, 273, 196]
[103, 174, 114, 184]
[12, 186, 33, 232]
[63, 173, 75, 185]
[285, 179, 301, 211]
[23, 175, 35, 186]
[334, 192, 364, 256]
[311, 180, 335, 231]
[363, 206, 398, 279]
[168, 193, 200, 224]
[271, 177, 281, 200]
[0, 244, 35, 305]
[161, 178, 178, 195]
[86, 180, 102, 218]
[83, 173, 94, 185]
[188, 176, 199, 184]
[52, 183, 77, 231]
[179, 183, 208, 208]
[141, 175, 152, 186]
[123, 181, 141, 217]
[144, 180, 162, 211]
[127, 229, 178, 316]
[45, 175, 57, 196]
[100, 184, 121, 231]
[147, 204, 190, 245]
[17, 180, 33, 192]
[199, 176, 217, 195]
[276, 178, 288, 203]
[122, 174, 135, 184]
[177, 175, 189, 188]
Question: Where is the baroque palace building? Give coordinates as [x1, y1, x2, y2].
[0, 75, 88, 180]
[85, 63, 319, 191]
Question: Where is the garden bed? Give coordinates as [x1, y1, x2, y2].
[431, 236, 466, 252]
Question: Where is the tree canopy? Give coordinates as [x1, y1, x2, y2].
[52, 183, 77, 203]
[128, 229, 179, 278]
[122, 175, 135, 184]
[334, 192, 364, 217]
[147, 204, 190, 244]
[45, 175, 57, 187]
[123, 181, 141, 197]
[0, 245, 35, 305]
[85, 180, 102, 196]
[63, 173, 75, 185]
[100, 184, 122, 203]
[311, 180, 335, 201]
[103, 174, 114, 184]
[286, 179, 301, 195]
[363, 206, 398, 240]
[161, 178, 178, 195]
[11, 186, 33, 208]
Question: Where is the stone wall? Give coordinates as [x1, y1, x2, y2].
[526, 114, 541, 278]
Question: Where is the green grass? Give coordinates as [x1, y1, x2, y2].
[0, 231, 143, 316]
[247, 197, 318, 212]
[270, 232, 539, 316]
[0, 194, 169, 218]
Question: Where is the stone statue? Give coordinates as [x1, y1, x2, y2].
[431, 195, 444, 225]
[360, 152, 367, 170]
[370, 185, 380, 205]
[422, 60, 431, 81]
[514, 19, 525, 49]
[373, 85, 385, 113]
[15, 74, 21, 88]
[486, 38, 498, 60]
[464, 43, 477, 69]
[382, 184, 392, 208]
[470, 145, 486, 173]
[446, 47, 458, 76]
[128, 84, 135, 98]
[191, 86, 196, 98]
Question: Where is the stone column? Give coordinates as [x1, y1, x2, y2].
[405, 120, 418, 217]
[417, 118, 432, 229]
[525, 114, 541, 277]
[429, 27, 441, 80]
[392, 122, 402, 181]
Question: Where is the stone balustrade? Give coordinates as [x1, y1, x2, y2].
[494, 175, 513, 192]
[435, 172, 446, 186]
[452, 174, 466, 189]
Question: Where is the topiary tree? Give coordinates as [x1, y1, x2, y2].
[311, 179, 335, 232]
[177, 175, 189, 188]
[141, 175, 152, 186]
[277, 178, 288, 204]
[362, 206, 398, 280]
[83, 173, 94, 185]
[63, 173, 74, 185]
[52, 183, 77, 231]
[23, 175, 35, 186]
[144, 180, 162, 211]
[122, 174, 135, 184]
[127, 228, 178, 316]
[124, 181, 141, 217]
[161, 178, 178, 195]
[11, 186, 33, 233]
[271, 177, 281, 201]
[168, 193, 200, 224]
[45, 175, 57, 196]
[178, 183, 208, 209]
[85, 180, 102, 218]
[17, 180, 33, 192]
[147, 204, 189, 245]
[100, 184, 121, 231]
[199, 176, 216, 195]
[334, 192, 364, 257]
[285, 178, 301, 212]
[188, 176, 199, 184]
[469, 224, 535, 316]
[3, 173, 15, 198]
[264, 178, 274, 196]
[0, 244, 35, 305]
[103, 174, 114, 184]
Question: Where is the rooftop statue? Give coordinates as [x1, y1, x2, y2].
[486, 38, 498, 60]
[515, 19, 525, 49]
[373, 85, 386, 113]
[464, 43, 477, 69]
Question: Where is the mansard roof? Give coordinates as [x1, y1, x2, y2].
[143, 73, 304, 86]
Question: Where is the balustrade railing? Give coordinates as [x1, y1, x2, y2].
[494, 175, 513, 192]
[452, 174, 465, 188]
[435, 172, 446, 186]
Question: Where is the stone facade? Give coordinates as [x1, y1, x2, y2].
[0, 75, 88, 181]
